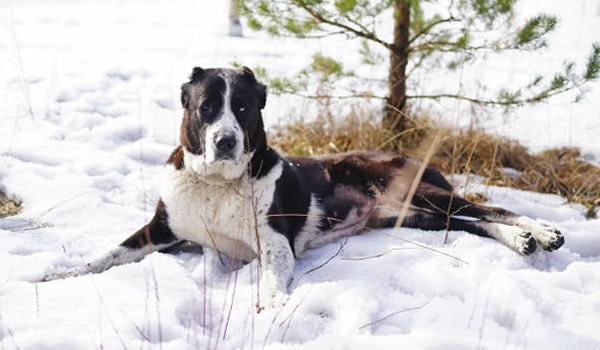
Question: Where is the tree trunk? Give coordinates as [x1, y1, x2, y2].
[229, 0, 243, 37]
[384, 0, 410, 136]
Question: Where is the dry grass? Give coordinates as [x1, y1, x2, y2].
[270, 108, 600, 218]
[0, 190, 22, 218]
[269, 105, 427, 156]
[431, 129, 600, 218]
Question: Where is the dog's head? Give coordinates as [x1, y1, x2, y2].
[179, 66, 267, 181]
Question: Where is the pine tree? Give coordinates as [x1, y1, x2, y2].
[239, 0, 600, 136]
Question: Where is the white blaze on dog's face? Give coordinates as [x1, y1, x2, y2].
[179, 67, 267, 181]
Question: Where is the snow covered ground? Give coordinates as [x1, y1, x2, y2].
[1, 0, 599, 349]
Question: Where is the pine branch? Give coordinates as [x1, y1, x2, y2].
[294, 0, 394, 51]
[271, 89, 385, 100]
[408, 16, 460, 45]
[406, 78, 586, 107]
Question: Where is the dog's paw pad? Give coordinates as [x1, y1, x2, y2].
[542, 232, 564, 251]
[532, 226, 564, 251]
[515, 232, 537, 255]
[514, 217, 564, 252]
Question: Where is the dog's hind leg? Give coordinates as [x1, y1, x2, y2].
[448, 219, 538, 255]
[385, 209, 537, 255]
[419, 194, 563, 251]
[407, 183, 563, 253]
[42, 200, 181, 282]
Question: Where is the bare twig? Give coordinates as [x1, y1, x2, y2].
[150, 263, 164, 350]
[92, 280, 129, 350]
[121, 310, 152, 343]
[202, 252, 208, 336]
[279, 292, 310, 342]
[8, 0, 34, 120]
[393, 131, 443, 230]
[303, 238, 349, 275]
[374, 231, 469, 266]
[222, 266, 239, 340]
[0, 314, 21, 350]
[358, 296, 435, 330]
[340, 247, 419, 261]
[261, 298, 290, 348]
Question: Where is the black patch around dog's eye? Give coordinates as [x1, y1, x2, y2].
[236, 67, 266, 108]
[198, 95, 222, 123]
[232, 98, 247, 114]
[200, 103, 212, 114]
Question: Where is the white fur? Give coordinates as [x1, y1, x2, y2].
[161, 156, 274, 259]
[257, 232, 294, 308]
[294, 197, 375, 256]
[293, 195, 326, 257]
[508, 215, 562, 250]
[162, 155, 301, 305]
[182, 148, 251, 185]
[43, 245, 167, 281]
[473, 221, 534, 254]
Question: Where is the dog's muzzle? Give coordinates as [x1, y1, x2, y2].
[214, 133, 237, 160]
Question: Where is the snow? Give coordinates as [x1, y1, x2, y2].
[1, 0, 600, 349]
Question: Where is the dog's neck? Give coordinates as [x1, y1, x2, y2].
[249, 146, 281, 180]
[179, 164, 249, 192]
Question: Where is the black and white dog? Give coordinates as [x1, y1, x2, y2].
[43, 66, 564, 307]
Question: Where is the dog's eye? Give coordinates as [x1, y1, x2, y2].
[232, 97, 248, 114]
[200, 104, 212, 114]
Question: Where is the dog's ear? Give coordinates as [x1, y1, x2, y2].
[180, 82, 191, 109]
[189, 67, 205, 83]
[181, 67, 205, 109]
[257, 82, 267, 110]
[238, 66, 267, 110]
[238, 66, 255, 78]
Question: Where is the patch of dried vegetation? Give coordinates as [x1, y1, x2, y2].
[0, 190, 22, 218]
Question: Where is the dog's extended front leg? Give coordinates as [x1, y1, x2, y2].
[256, 231, 295, 310]
[42, 200, 180, 282]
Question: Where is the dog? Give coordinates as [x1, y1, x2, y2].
[42, 66, 564, 308]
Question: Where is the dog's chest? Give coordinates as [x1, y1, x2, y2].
[161, 165, 272, 259]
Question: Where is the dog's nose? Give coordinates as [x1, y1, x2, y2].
[215, 133, 237, 153]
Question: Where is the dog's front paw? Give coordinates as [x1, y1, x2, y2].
[257, 271, 289, 312]
[514, 231, 537, 255]
[40, 266, 86, 282]
[256, 291, 288, 312]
